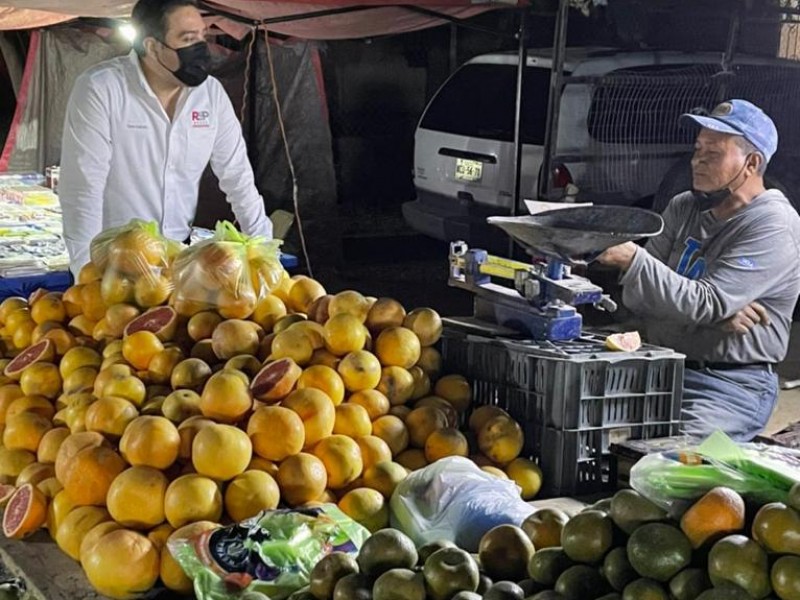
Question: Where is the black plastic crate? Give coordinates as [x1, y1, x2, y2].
[441, 328, 684, 430]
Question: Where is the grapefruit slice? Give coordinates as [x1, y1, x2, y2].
[3, 339, 55, 380]
[250, 358, 302, 402]
[2, 482, 48, 539]
[605, 331, 642, 352]
[123, 306, 178, 342]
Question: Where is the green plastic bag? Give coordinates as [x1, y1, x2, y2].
[168, 505, 370, 600]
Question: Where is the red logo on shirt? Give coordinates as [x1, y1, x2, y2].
[192, 110, 211, 128]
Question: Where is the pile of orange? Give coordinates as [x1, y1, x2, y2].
[0, 239, 533, 599]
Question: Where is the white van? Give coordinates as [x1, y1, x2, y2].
[403, 48, 800, 247]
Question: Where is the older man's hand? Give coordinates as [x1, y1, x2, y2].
[596, 242, 638, 271]
[721, 301, 771, 334]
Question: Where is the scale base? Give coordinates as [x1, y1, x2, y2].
[474, 296, 582, 341]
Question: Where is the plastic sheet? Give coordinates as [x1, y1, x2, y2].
[389, 456, 534, 552]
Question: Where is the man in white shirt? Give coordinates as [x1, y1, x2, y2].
[59, 0, 273, 275]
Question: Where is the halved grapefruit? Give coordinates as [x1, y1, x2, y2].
[605, 331, 642, 352]
[123, 306, 178, 341]
[2, 482, 48, 539]
[3, 339, 55, 380]
[250, 358, 302, 402]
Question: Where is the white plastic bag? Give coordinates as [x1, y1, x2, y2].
[389, 456, 535, 552]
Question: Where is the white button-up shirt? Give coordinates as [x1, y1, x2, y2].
[59, 50, 272, 275]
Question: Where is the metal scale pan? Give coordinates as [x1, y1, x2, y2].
[487, 206, 664, 263]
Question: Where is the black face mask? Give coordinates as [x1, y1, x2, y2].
[692, 156, 751, 212]
[158, 40, 211, 87]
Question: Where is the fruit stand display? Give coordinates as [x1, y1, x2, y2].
[0, 220, 539, 598]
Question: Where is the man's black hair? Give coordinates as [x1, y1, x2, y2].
[131, 0, 199, 56]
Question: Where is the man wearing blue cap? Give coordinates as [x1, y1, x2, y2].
[599, 99, 800, 442]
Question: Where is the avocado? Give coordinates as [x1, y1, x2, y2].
[622, 578, 669, 600]
[528, 547, 574, 585]
[627, 523, 692, 582]
[609, 489, 667, 535]
[669, 568, 711, 600]
[372, 568, 425, 600]
[752, 502, 800, 555]
[602, 547, 637, 592]
[561, 510, 614, 564]
[708, 534, 771, 599]
[554, 565, 611, 600]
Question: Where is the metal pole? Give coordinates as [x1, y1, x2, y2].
[449, 22, 457, 74]
[717, 2, 742, 103]
[509, 8, 528, 258]
[538, 0, 569, 201]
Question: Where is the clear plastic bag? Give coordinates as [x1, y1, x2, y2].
[89, 219, 183, 308]
[630, 430, 800, 515]
[168, 505, 370, 600]
[170, 221, 283, 319]
[389, 456, 535, 552]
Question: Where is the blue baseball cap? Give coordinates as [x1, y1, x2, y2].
[680, 99, 778, 164]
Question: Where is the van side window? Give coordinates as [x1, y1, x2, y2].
[420, 64, 559, 145]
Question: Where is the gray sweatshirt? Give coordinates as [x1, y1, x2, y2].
[620, 189, 800, 363]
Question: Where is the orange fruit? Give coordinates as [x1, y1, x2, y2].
[62, 366, 98, 395]
[356, 435, 394, 471]
[42, 328, 78, 357]
[224, 470, 280, 522]
[84, 397, 139, 439]
[103, 304, 141, 338]
[164, 474, 223, 528]
[338, 487, 388, 532]
[434, 374, 472, 413]
[79, 521, 124, 565]
[217, 287, 257, 320]
[313, 434, 363, 490]
[186, 311, 223, 342]
[225, 355, 263, 379]
[348, 389, 391, 420]
[61, 445, 126, 506]
[60, 346, 102, 379]
[276, 452, 327, 507]
[161, 390, 202, 423]
[170, 357, 212, 391]
[251, 295, 287, 332]
[101, 375, 146, 408]
[30, 293, 66, 325]
[3, 411, 53, 452]
[93, 364, 133, 398]
[2, 483, 48, 539]
[11, 320, 35, 350]
[15, 462, 55, 487]
[120, 416, 180, 470]
[365, 298, 406, 333]
[61, 286, 84, 318]
[54, 431, 109, 483]
[371, 415, 410, 457]
[247, 406, 305, 462]
[122, 331, 164, 371]
[403, 307, 442, 347]
[375, 327, 421, 369]
[199, 371, 252, 423]
[82, 529, 160, 599]
[405, 406, 449, 449]
[0, 384, 24, 424]
[289, 321, 325, 350]
[287, 276, 326, 314]
[605, 331, 642, 351]
[308, 348, 340, 369]
[37, 427, 71, 464]
[19, 362, 61, 399]
[55, 504, 112, 558]
[425, 427, 469, 463]
[327, 290, 370, 322]
[147, 347, 185, 386]
[134, 274, 172, 308]
[192, 423, 252, 481]
[363, 461, 407, 498]
[396, 448, 428, 471]
[248, 456, 280, 478]
[377, 366, 415, 406]
[296, 365, 345, 406]
[107, 466, 168, 529]
[680, 486, 745, 548]
[77, 262, 102, 284]
[415, 346, 442, 379]
[161, 522, 218, 593]
[283, 388, 336, 450]
[176, 416, 215, 461]
[333, 403, 372, 438]
[271, 328, 314, 366]
[408, 366, 431, 400]
[505, 458, 543, 500]
[6, 394, 56, 422]
[469, 405, 510, 433]
[0, 447, 36, 480]
[478, 416, 524, 464]
[81, 280, 108, 322]
[211, 319, 260, 360]
[323, 313, 367, 357]
[0, 297, 28, 325]
[337, 350, 382, 392]
[68, 315, 96, 338]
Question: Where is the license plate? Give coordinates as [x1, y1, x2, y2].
[455, 158, 483, 182]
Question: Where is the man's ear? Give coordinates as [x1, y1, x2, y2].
[142, 37, 158, 57]
[747, 152, 763, 175]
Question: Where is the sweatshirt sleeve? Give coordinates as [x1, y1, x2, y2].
[642, 194, 686, 263]
[620, 210, 798, 325]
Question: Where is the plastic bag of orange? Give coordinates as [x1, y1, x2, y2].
[89, 219, 183, 309]
[170, 221, 283, 320]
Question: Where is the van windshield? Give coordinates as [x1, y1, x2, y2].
[419, 63, 556, 145]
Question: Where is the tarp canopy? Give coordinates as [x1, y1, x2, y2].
[0, 1, 523, 38]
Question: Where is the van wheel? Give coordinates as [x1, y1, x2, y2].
[653, 154, 798, 214]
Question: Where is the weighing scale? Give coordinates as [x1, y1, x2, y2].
[448, 206, 664, 341]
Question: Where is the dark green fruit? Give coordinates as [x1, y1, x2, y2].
[602, 547, 637, 592]
[561, 510, 614, 564]
[310, 552, 359, 600]
[357, 529, 418, 577]
[554, 565, 611, 600]
[528, 547, 573, 586]
[609, 490, 667, 535]
[627, 523, 691, 582]
[669, 568, 711, 600]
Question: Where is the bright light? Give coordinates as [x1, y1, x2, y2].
[119, 23, 137, 43]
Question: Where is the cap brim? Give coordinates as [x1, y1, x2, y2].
[679, 114, 743, 137]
